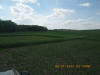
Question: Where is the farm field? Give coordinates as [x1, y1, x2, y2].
[0, 30, 100, 75]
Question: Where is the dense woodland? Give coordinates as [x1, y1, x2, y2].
[0, 19, 48, 32]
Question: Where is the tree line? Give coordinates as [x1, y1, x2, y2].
[0, 19, 48, 32]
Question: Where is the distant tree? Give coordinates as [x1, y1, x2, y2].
[16, 25, 48, 32]
[0, 20, 17, 32]
[0, 19, 48, 32]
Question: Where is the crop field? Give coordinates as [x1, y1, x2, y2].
[0, 30, 100, 75]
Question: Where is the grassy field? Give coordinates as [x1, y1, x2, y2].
[0, 30, 100, 75]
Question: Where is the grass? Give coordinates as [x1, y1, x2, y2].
[0, 30, 100, 75]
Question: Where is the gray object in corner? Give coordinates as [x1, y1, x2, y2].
[0, 69, 20, 75]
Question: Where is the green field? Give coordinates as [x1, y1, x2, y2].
[0, 30, 100, 75]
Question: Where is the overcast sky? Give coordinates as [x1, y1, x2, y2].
[0, 0, 100, 30]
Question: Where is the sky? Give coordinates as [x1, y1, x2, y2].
[0, 0, 100, 30]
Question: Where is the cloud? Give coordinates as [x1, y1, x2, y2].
[10, 4, 75, 26]
[96, 12, 100, 16]
[10, 3, 43, 25]
[47, 8, 75, 19]
[12, 0, 37, 3]
[0, 5, 3, 10]
[45, 18, 100, 30]
[10, 3, 100, 30]
[12, 0, 40, 6]
[80, 2, 91, 7]
[62, 18, 95, 30]
[10, 3, 34, 20]
[37, 3, 40, 7]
